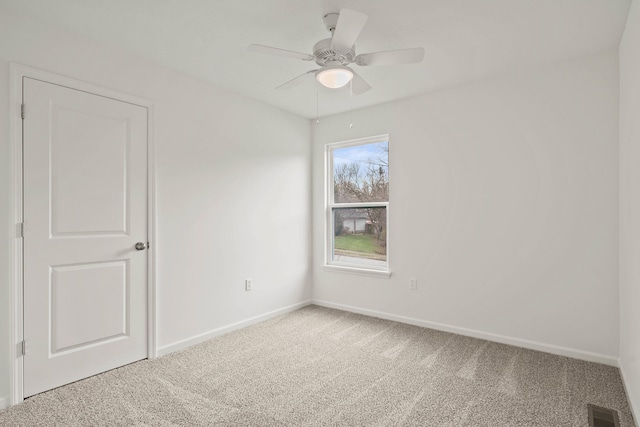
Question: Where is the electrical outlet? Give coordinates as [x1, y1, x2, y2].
[409, 278, 417, 290]
[245, 279, 253, 291]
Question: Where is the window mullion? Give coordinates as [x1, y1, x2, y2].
[331, 202, 388, 209]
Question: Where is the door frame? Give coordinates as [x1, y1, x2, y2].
[9, 63, 157, 405]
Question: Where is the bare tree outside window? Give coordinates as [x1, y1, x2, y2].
[328, 139, 389, 269]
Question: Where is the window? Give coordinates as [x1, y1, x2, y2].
[325, 135, 389, 276]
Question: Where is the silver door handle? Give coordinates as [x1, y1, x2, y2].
[135, 242, 147, 251]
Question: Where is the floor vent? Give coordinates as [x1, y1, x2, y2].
[588, 404, 620, 427]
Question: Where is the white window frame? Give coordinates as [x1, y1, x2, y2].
[324, 134, 391, 278]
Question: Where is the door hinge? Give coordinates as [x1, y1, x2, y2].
[21, 104, 25, 120]
[20, 340, 26, 356]
[18, 222, 24, 238]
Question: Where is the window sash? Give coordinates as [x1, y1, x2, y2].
[325, 135, 390, 273]
[329, 206, 388, 270]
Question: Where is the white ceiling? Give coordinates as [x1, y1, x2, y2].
[1, 0, 632, 118]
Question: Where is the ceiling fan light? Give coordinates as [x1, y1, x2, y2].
[316, 67, 354, 89]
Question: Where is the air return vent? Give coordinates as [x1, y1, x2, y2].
[588, 404, 620, 427]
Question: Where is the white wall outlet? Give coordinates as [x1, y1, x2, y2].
[245, 278, 253, 291]
[409, 278, 417, 290]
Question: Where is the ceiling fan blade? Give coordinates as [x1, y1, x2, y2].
[276, 70, 318, 90]
[355, 47, 425, 66]
[350, 70, 372, 95]
[331, 9, 368, 51]
[248, 44, 314, 61]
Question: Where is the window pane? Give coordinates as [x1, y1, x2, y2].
[333, 207, 387, 267]
[333, 141, 388, 203]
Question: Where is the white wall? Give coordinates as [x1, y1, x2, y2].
[312, 51, 620, 363]
[619, 0, 640, 420]
[0, 6, 311, 403]
[0, 28, 9, 405]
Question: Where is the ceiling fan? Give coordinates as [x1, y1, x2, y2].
[248, 9, 425, 95]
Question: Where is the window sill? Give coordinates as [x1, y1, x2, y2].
[322, 264, 391, 279]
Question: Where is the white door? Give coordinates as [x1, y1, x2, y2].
[22, 77, 148, 397]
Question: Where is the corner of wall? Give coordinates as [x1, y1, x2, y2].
[619, 0, 640, 423]
[619, 362, 640, 426]
[156, 300, 312, 357]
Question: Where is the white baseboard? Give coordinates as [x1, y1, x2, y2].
[619, 361, 640, 425]
[0, 396, 9, 410]
[311, 299, 619, 367]
[156, 300, 312, 357]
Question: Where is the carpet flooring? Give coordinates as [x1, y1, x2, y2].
[0, 305, 636, 426]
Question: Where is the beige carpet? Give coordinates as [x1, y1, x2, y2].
[0, 305, 636, 426]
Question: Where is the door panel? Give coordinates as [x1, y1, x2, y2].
[51, 107, 129, 236]
[51, 261, 128, 353]
[23, 77, 148, 397]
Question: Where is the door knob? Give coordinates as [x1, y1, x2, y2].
[135, 242, 147, 251]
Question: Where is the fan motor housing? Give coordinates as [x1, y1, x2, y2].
[313, 38, 355, 66]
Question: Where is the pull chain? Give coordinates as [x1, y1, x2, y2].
[349, 79, 353, 129]
[316, 86, 320, 125]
